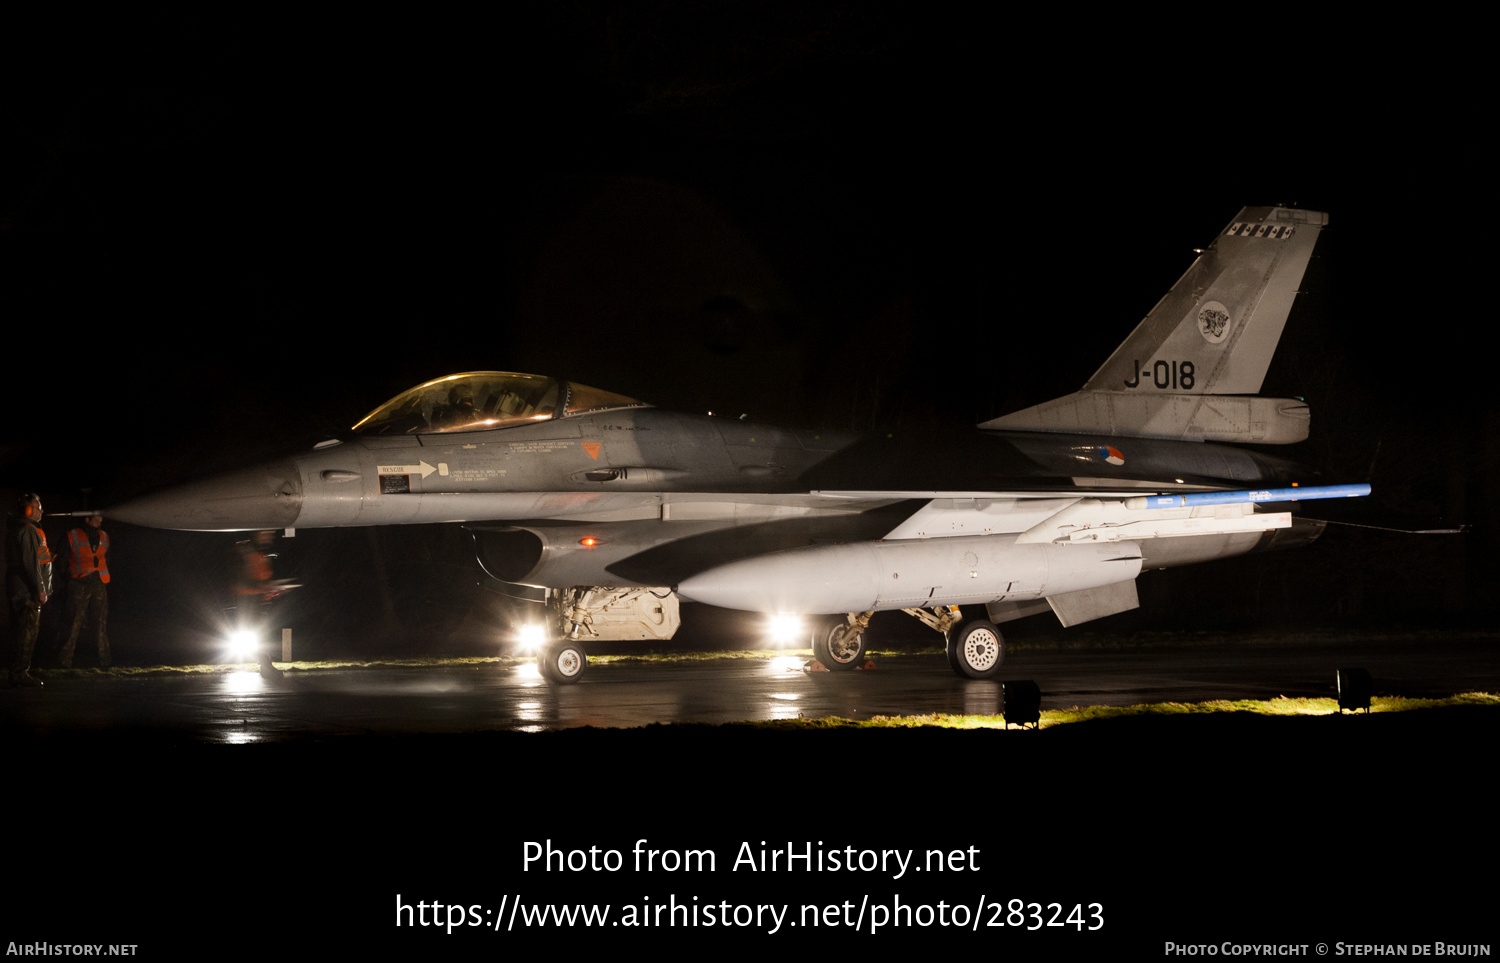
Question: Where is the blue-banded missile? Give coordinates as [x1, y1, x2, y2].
[1015, 483, 1369, 545]
[1127, 483, 1370, 510]
[674, 535, 1142, 615]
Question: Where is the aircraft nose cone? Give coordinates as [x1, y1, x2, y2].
[109, 461, 303, 531]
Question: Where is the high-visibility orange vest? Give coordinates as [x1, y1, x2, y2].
[25, 520, 53, 566]
[68, 528, 110, 584]
[235, 547, 272, 596]
[21, 519, 54, 595]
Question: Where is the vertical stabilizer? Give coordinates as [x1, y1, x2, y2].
[982, 206, 1327, 443]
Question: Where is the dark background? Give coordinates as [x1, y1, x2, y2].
[2, 8, 1488, 663]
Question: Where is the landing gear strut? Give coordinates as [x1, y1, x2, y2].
[526, 585, 683, 685]
[883, 605, 1006, 680]
[812, 617, 867, 670]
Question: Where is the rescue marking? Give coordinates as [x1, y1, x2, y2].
[376, 461, 437, 478]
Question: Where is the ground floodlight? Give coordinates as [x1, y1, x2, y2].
[1337, 667, 1372, 713]
[1004, 679, 1041, 728]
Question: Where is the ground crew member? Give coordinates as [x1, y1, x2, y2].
[6, 493, 53, 687]
[59, 512, 110, 669]
[235, 530, 282, 679]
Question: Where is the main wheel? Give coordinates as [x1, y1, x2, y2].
[538, 640, 587, 684]
[812, 619, 866, 670]
[946, 619, 1004, 679]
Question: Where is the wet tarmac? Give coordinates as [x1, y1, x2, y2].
[18, 634, 1495, 953]
[5, 634, 1497, 743]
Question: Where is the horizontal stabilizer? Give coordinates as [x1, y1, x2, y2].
[1318, 519, 1469, 535]
[984, 393, 1310, 444]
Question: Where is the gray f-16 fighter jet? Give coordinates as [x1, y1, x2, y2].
[113, 206, 1365, 683]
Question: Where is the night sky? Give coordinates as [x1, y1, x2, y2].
[2, 10, 1490, 657]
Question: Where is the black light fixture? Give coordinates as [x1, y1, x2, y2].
[1003, 680, 1041, 728]
[1337, 667, 1372, 713]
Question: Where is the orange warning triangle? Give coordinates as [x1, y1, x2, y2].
[581, 442, 601, 460]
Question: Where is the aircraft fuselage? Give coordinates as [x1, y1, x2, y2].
[110, 406, 1306, 535]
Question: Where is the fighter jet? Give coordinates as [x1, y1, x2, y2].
[112, 205, 1366, 684]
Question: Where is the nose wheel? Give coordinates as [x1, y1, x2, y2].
[812, 619, 867, 670]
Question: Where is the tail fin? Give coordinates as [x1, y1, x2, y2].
[983, 205, 1328, 443]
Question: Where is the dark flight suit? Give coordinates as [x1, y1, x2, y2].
[6, 513, 53, 685]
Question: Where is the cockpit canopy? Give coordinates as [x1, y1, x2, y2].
[351, 372, 648, 435]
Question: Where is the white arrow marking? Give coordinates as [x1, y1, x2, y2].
[376, 461, 437, 479]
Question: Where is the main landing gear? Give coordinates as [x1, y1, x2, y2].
[811, 606, 1005, 679]
[538, 640, 587, 684]
[889, 605, 1006, 680]
[944, 617, 1004, 680]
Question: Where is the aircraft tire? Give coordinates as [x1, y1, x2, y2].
[946, 619, 1004, 680]
[539, 641, 587, 685]
[812, 619, 866, 670]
